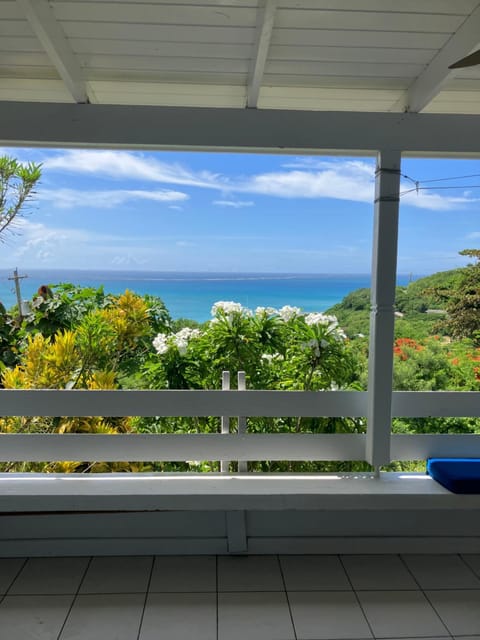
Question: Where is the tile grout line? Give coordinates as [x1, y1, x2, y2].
[398, 554, 455, 640]
[338, 554, 376, 640]
[56, 555, 93, 640]
[136, 555, 155, 640]
[277, 554, 298, 640]
[3, 557, 28, 599]
[458, 552, 480, 582]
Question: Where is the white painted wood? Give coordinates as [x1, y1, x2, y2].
[398, 4, 480, 112]
[5, 103, 480, 154]
[247, 0, 277, 108]
[275, 9, 464, 32]
[62, 22, 256, 43]
[69, 39, 253, 58]
[16, 0, 88, 103]
[0, 78, 72, 101]
[237, 371, 248, 472]
[248, 536, 480, 554]
[268, 46, 436, 65]
[220, 371, 231, 473]
[271, 30, 450, 50]
[78, 54, 249, 74]
[1, 473, 479, 513]
[278, 0, 477, 11]
[0, 389, 368, 417]
[391, 434, 480, 460]
[0, 433, 366, 462]
[392, 391, 480, 416]
[52, 3, 258, 27]
[2, 386, 466, 417]
[0, 36, 44, 52]
[226, 511, 247, 553]
[0, 537, 228, 557]
[266, 60, 424, 78]
[366, 150, 401, 467]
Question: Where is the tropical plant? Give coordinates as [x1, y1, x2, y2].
[0, 155, 42, 239]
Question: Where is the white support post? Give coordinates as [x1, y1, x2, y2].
[237, 371, 248, 473]
[220, 371, 231, 473]
[366, 150, 402, 469]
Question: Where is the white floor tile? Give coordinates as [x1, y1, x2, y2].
[462, 554, 480, 578]
[59, 593, 145, 640]
[280, 555, 351, 591]
[139, 592, 216, 640]
[79, 556, 152, 593]
[0, 594, 73, 640]
[426, 589, 480, 635]
[403, 554, 480, 589]
[9, 557, 88, 595]
[149, 555, 216, 592]
[218, 591, 295, 640]
[288, 590, 372, 640]
[218, 555, 284, 592]
[0, 558, 25, 594]
[341, 554, 418, 590]
[357, 590, 450, 638]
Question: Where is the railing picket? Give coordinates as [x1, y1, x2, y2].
[220, 371, 231, 473]
[237, 372, 247, 473]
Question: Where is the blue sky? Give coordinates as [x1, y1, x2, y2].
[1, 147, 479, 274]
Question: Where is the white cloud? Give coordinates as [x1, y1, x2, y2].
[467, 231, 480, 239]
[213, 200, 254, 208]
[37, 187, 188, 209]
[176, 241, 196, 247]
[43, 150, 225, 189]
[39, 151, 476, 212]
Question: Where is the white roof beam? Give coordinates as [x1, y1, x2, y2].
[4, 104, 480, 155]
[247, 0, 277, 108]
[16, 0, 88, 103]
[397, 2, 480, 113]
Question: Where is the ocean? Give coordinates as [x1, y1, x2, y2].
[0, 270, 414, 322]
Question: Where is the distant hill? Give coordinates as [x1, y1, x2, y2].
[328, 268, 464, 339]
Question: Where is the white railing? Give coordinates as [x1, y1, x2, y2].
[1, 388, 480, 464]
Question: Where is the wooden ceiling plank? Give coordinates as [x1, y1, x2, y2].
[399, 2, 480, 112]
[247, 0, 277, 108]
[15, 0, 88, 102]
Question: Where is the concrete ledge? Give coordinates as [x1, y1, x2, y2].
[1, 472, 480, 512]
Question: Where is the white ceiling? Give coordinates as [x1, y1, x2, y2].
[2, 0, 480, 114]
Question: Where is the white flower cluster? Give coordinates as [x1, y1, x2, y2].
[153, 327, 201, 356]
[304, 312, 338, 327]
[255, 306, 277, 317]
[211, 300, 252, 320]
[278, 305, 301, 322]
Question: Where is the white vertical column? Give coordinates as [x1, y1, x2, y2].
[366, 149, 402, 469]
[237, 371, 248, 473]
[220, 371, 231, 473]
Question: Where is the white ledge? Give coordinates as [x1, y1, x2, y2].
[0, 472, 479, 512]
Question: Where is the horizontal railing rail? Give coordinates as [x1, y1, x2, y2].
[2, 389, 480, 417]
[1, 389, 479, 463]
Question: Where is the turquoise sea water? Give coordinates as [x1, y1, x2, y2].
[0, 270, 414, 322]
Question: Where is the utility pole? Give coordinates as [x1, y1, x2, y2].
[8, 268, 27, 322]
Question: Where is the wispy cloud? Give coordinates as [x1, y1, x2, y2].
[213, 200, 254, 208]
[37, 188, 188, 209]
[43, 150, 225, 189]
[176, 241, 196, 247]
[39, 151, 476, 212]
[467, 231, 480, 239]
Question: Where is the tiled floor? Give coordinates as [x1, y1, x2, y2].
[0, 554, 480, 639]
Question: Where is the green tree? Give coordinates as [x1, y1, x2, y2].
[439, 249, 480, 344]
[0, 156, 41, 238]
